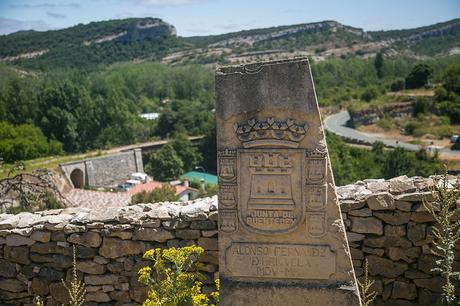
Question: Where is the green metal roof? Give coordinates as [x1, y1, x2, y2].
[181, 171, 217, 185]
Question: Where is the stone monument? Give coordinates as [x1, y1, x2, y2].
[216, 58, 362, 306]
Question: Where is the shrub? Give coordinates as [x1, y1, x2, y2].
[62, 245, 86, 306]
[405, 63, 433, 89]
[139, 246, 220, 306]
[404, 122, 422, 135]
[424, 169, 460, 305]
[357, 258, 377, 306]
[131, 184, 179, 204]
[436, 125, 453, 139]
[361, 87, 379, 102]
[390, 78, 405, 92]
[376, 118, 393, 130]
[413, 97, 432, 116]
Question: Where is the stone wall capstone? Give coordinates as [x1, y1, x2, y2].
[0, 175, 458, 305]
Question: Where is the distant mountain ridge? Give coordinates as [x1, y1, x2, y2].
[1, 17, 459, 70]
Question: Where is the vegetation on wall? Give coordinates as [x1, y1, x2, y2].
[424, 170, 460, 305]
[0, 163, 66, 214]
[138, 246, 220, 306]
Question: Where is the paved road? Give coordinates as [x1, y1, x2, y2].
[324, 111, 460, 157]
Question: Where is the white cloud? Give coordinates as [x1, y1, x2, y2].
[215, 23, 240, 30]
[10, 2, 80, 8]
[47, 12, 66, 19]
[138, 0, 205, 7]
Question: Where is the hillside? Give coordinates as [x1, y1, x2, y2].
[0, 17, 459, 70]
[0, 18, 183, 70]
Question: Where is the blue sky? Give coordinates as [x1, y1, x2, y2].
[0, 0, 459, 36]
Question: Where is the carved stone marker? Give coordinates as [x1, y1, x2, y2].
[216, 58, 361, 306]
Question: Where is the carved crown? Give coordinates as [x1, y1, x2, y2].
[306, 146, 327, 158]
[217, 149, 237, 157]
[234, 117, 308, 148]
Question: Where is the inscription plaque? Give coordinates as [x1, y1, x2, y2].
[238, 149, 304, 233]
[226, 242, 335, 280]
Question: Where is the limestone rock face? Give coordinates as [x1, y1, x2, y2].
[216, 58, 361, 305]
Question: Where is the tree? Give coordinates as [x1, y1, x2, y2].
[441, 64, 460, 95]
[361, 87, 379, 102]
[436, 64, 460, 124]
[131, 184, 178, 204]
[0, 121, 63, 163]
[145, 144, 183, 181]
[383, 148, 414, 179]
[390, 79, 405, 92]
[155, 109, 177, 138]
[371, 141, 385, 165]
[200, 127, 217, 173]
[170, 133, 202, 172]
[405, 64, 433, 89]
[374, 52, 384, 79]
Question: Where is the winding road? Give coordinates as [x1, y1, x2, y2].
[324, 111, 460, 157]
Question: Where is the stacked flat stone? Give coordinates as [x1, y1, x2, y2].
[0, 175, 459, 305]
[0, 197, 218, 305]
[339, 175, 460, 306]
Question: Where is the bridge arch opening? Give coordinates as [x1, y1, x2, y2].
[70, 169, 84, 188]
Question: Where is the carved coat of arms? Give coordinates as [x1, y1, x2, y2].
[234, 117, 308, 234]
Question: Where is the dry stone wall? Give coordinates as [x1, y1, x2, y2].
[338, 175, 460, 306]
[0, 175, 458, 305]
[0, 198, 219, 306]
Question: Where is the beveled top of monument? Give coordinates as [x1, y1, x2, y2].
[216, 57, 317, 121]
[216, 57, 361, 305]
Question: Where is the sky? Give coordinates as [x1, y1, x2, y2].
[0, 0, 459, 36]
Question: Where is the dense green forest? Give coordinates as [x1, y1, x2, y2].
[0, 62, 214, 155]
[1, 50, 457, 184]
